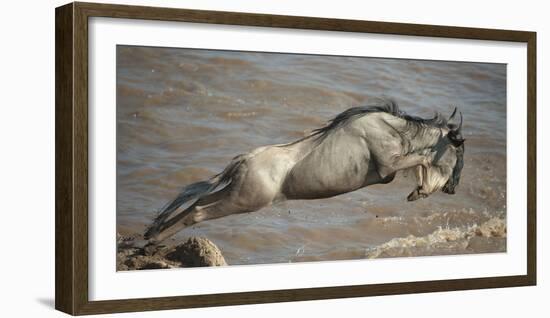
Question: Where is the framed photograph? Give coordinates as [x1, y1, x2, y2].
[55, 2, 536, 315]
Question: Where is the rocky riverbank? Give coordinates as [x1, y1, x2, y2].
[117, 236, 227, 271]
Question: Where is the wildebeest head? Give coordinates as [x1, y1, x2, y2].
[442, 108, 465, 195]
[407, 107, 465, 201]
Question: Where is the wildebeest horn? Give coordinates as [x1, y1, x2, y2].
[457, 111, 463, 132]
[448, 107, 458, 121]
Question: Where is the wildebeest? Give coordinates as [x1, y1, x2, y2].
[144, 99, 465, 245]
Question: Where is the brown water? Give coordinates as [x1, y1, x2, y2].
[116, 45, 507, 266]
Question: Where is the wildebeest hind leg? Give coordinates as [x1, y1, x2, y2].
[151, 189, 251, 244]
[189, 199, 249, 226]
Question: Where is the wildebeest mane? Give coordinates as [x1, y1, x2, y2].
[310, 99, 447, 140]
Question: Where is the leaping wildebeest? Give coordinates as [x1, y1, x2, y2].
[144, 99, 465, 246]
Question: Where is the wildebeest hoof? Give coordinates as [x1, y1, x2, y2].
[143, 242, 162, 256]
[407, 188, 428, 201]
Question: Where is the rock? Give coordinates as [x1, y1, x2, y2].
[166, 237, 227, 267]
[117, 232, 137, 248]
[116, 236, 227, 270]
[124, 255, 178, 270]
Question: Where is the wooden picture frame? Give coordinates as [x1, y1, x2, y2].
[55, 2, 536, 315]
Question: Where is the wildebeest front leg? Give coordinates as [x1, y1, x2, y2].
[416, 165, 424, 187]
[378, 153, 430, 178]
[407, 165, 429, 201]
[376, 153, 431, 202]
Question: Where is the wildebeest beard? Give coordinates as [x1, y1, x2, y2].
[442, 143, 464, 194]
